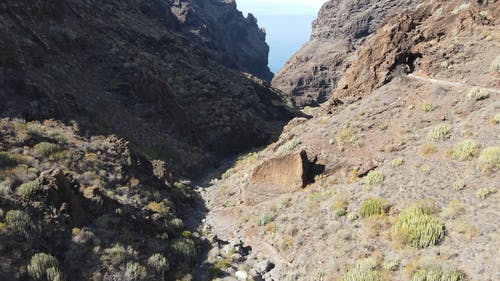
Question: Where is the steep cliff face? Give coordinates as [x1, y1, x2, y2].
[0, 0, 294, 176]
[169, 0, 273, 81]
[272, 0, 422, 107]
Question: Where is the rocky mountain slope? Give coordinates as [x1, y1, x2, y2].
[272, 0, 422, 107]
[0, 119, 202, 280]
[200, 0, 499, 280]
[169, 0, 274, 81]
[0, 0, 294, 176]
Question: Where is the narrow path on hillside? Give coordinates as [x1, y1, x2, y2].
[407, 74, 500, 93]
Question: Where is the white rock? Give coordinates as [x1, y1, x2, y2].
[235, 270, 249, 280]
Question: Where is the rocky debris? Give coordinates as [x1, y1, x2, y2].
[170, 0, 273, 81]
[272, 0, 422, 107]
[0, 0, 295, 176]
[244, 150, 310, 204]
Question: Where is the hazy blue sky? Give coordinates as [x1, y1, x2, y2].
[236, 0, 326, 73]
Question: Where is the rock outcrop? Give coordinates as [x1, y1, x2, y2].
[244, 151, 310, 204]
[170, 0, 273, 81]
[0, 0, 295, 176]
[272, 0, 422, 107]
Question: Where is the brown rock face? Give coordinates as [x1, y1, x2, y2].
[244, 151, 310, 204]
[327, 0, 500, 111]
[272, 0, 422, 107]
[170, 0, 273, 81]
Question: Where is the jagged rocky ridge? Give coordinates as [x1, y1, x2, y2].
[272, 0, 422, 107]
[0, 0, 294, 176]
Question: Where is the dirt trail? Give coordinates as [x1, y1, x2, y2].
[407, 74, 500, 93]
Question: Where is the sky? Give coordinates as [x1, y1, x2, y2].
[236, 0, 326, 73]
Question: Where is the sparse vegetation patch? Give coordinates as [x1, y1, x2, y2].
[426, 124, 452, 142]
[466, 87, 490, 102]
[360, 198, 390, 218]
[365, 170, 384, 186]
[393, 207, 444, 248]
[478, 146, 500, 173]
[452, 140, 479, 161]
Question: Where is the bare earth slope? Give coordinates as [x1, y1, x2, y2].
[200, 1, 500, 280]
[272, 0, 422, 108]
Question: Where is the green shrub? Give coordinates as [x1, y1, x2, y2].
[452, 180, 465, 191]
[360, 198, 390, 218]
[365, 170, 384, 186]
[411, 267, 464, 281]
[17, 180, 40, 197]
[492, 113, 500, 124]
[171, 238, 196, 262]
[478, 146, 500, 172]
[452, 140, 479, 161]
[348, 212, 359, 221]
[5, 210, 33, 238]
[34, 142, 61, 157]
[336, 208, 347, 217]
[276, 138, 299, 155]
[393, 207, 444, 248]
[124, 261, 147, 281]
[102, 244, 130, 266]
[476, 187, 496, 200]
[28, 253, 64, 281]
[426, 124, 452, 142]
[490, 55, 500, 72]
[340, 259, 382, 281]
[391, 158, 404, 167]
[422, 103, 434, 112]
[148, 253, 169, 274]
[256, 211, 277, 226]
[466, 87, 490, 101]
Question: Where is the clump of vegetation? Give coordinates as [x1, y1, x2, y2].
[476, 187, 496, 200]
[124, 261, 147, 280]
[256, 211, 277, 226]
[148, 253, 169, 276]
[478, 146, 500, 173]
[101, 244, 134, 266]
[391, 158, 404, 167]
[426, 124, 452, 142]
[452, 180, 466, 191]
[5, 210, 34, 238]
[365, 170, 384, 186]
[491, 55, 500, 72]
[336, 208, 347, 217]
[340, 258, 382, 281]
[379, 124, 388, 131]
[467, 87, 490, 102]
[276, 138, 300, 155]
[360, 198, 390, 219]
[147, 202, 168, 216]
[452, 140, 479, 161]
[27, 253, 64, 281]
[34, 142, 61, 157]
[411, 267, 464, 281]
[392, 207, 444, 248]
[17, 180, 40, 197]
[348, 212, 359, 221]
[422, 103, 434, 112]
[170, 238, 197, 262]
[491, 113, 500, 125]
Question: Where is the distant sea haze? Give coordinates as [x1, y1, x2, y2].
[258, 14, 316, 73]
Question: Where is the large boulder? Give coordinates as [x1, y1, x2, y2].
[244, 151, 310, 204]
